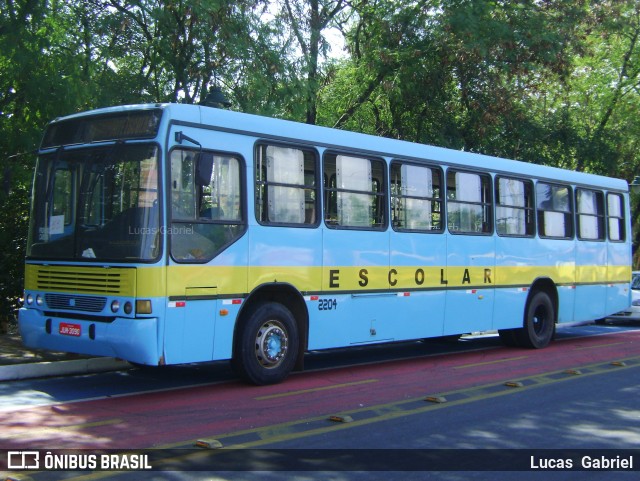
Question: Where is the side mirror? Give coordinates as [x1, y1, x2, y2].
[195, 152, 214, 186]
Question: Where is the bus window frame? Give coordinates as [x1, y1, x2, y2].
[168, 146, 247, 264]
[494, 175, 535, 238]
[606, 192, 626, 243]
[254, 141, 321, 229]
[322, 150, 388, 231]
[575, 187, 606, 242]
[390, 159, 444, 234]
[535, 181, 575, 240]
[446, 168, 494, 236]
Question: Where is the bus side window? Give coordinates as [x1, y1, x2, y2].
[256, 144, 318, 226]
[171, 149, 196, 220]
[391, 161, 443, 232]
[323, 153, 386, 229]
[576, 188, 605, 241]
[536, 182, 574, 239]
[607, 193, 625, 242]
[446, 170, 492, 234]
[495, 177, 534, 237]
[170, 147, 245, 262]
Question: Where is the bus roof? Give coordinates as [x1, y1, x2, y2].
[52, 103, 629, 192]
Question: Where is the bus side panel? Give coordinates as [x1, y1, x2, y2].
[444, 234, 495, 335]
[606, 235, 632, 315]
[164, 238, 249, 364]
[212, 298, 242, 360]
[574, 240, 607, 322]
[390, 231, 447, 339]
[247, 225, 322, 292]
[392, 291, 447, 339]
[606, 283, 631, 317]
[493, 237, 540, 330]
[306, 292, 448, 350]
[533, 238, 576, 324]
[323, 229, 389, 345]
[163, 297, 216, 364]
[492, 289, 528, 330]
[306, 293, 351, 350]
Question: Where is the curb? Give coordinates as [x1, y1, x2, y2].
[0, 357, 130, 381]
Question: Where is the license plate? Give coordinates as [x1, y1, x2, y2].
[59, 322, 81, 337]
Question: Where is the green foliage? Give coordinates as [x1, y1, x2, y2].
[2, 0, 640, 319]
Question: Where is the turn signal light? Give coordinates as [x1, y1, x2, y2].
[136, 300, 152, 314]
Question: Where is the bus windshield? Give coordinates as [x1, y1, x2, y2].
[27, 143, 161, 262]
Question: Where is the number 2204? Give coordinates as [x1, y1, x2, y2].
[318, 298, 337, 311]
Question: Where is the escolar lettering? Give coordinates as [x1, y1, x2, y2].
[327, 267, 493, 288]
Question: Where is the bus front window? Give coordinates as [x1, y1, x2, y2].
[27, 143, 161, 261]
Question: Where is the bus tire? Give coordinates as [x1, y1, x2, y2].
[516, 291, 555, 349]
[234, 302, 299, 385]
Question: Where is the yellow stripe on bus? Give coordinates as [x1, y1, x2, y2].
[25, 263, 630, 299]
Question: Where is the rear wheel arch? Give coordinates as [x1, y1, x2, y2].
[517, 288, 556, 348]
[499, 277, 558, 348]
[528, 277, 559, 319]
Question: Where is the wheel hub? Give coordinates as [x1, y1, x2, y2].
[255, 320, 288, 368]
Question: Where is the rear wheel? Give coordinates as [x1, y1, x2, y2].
[233, 302, 299, 385]
[516, 291, 556, 348]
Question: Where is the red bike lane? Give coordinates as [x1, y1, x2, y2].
[1, 329, 639, 450]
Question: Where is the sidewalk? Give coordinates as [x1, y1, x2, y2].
[0, 328, 129, 381]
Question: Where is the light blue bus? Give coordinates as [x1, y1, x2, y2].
[18, 103, 632, 384]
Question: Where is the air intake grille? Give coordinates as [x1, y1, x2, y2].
[45, 294, 107, 313]
[29, 266, 136, 296]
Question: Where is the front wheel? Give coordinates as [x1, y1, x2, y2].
[516, 291, 556, 349]
[233, 302, 299, 385]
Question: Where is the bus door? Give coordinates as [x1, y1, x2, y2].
[164, 282, 218, 364]
[164, 146, 218, 363]
[443, 170, 495, 335]
[164, 135, 246, 363]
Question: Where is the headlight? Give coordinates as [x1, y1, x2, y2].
[111, 300, 120, 313]
[26, 294, 34, 305]
[36, 295, 44, 306]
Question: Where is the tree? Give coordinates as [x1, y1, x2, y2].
[572, 0, 640, 176]
[3, 0, 640, 323]
[97, 0, 268, 104]
[272, 0, 350, 124]
[0, 0, 93, 324]
[324, 0, 593, 157]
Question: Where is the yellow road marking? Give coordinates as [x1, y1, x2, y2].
[59, 419, 122, 430]
[453, 355, 529, 369]
[24, 356, 640, 480]
[227, 357, 639, 449]
[255, 379, 379, 400]
[573, 341, 626, 351]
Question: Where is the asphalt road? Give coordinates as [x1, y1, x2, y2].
[2, 322, 640, 481]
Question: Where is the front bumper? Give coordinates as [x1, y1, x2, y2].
[18, 307, 161, 365]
